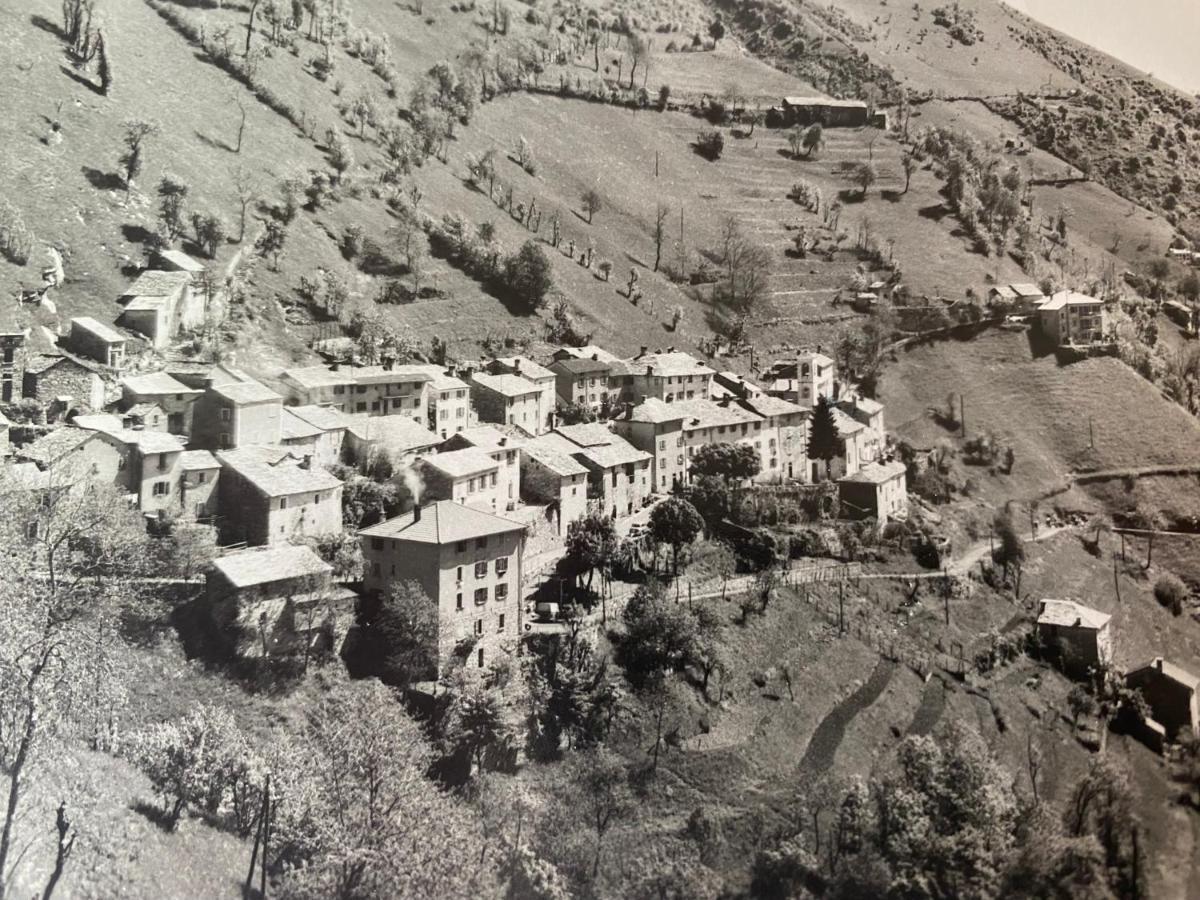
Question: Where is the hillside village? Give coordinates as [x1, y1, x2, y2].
[3, 0, 1200, 897]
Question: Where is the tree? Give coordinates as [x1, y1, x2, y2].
[574, 749, 631, 880]
[96, 29, 112, 95]
[327, 130, 354, 183]
[902, 151, 918, 194]
[564, 512, 618, 594]
[445, 682, 511, 777]
[808, 395, 840, 480]
[191, 212, 227, 259]
[255, 219, 287, 270]
[157, 175, 190, 245]
[653, 203, 669, 272]
[581, 188, 602, 224]
[362, 580, 438, 685]
[716, 216, 771, 313]
[853, 161, 878, 198]
[234, 169, 258, 243]
[119, 119, 157, 189]
[708, 19, 725, 42]
[695, 129, 724, 161]
[503, 240, 554, 311]
[802, 123, 824, 158]
[351, 90, 378, 138]
[787, 126, 804, 159]
[244, 0, 263, 56]
[1154, 573, 1188, 615]
[993, 506, 1025, 586]
[649, 497, 704, 575]
[689, 442, 760, 485]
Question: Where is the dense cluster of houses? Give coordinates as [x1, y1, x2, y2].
[0, 248, 910, 679]
[1036, 598, 1199, 750]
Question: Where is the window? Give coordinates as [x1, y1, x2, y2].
[197, 471, 207, 483]
[474, 588, 487, 605]
[490, 472, 497, 487]
[474, 561, 487, 579]
[372, 537, 384, 550]
[498, 614, 506, 632]
[157, 453, 168, 471]
[456, 541, 467, 552]
[456, 593, 463, 610]
[496, 583, 508, 600]
[440, 408, 449, 420]
[372, 561, 381, 576]
[392, 398, 402, 409]
[660, 457, 667, 471]
[457, 390, 466, 399]
[152, 482, 169, 497]
[456, 565, 464, 583]
[476, 536, 487, 549]
[474, 618, 483, 635]
[456, 407, 464, 418]
[371, 401, 381, 412]
[219, 433, 231, 449]
[333, 385, 345, 395]
[611, 470, 617, 486]
[468, 478, 476, 493]
[477, 647, 485, 668]
[356, 402, 367, 412]
[495, 557, 508, 576]
[356, 385, 367, 394]
[219, 408, 231, 422]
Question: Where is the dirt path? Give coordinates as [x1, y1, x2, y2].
[796, 659, 897, 778]
[906, 676, 951, 737]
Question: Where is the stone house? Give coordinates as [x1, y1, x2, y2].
[120, 371, 204, 437]
[65, 317, 126, 368]
[344, 414, 441, 469]
[838, 460, 908, 523]
[614, 399, 688, 494]
[609, 349, 715, 406]
[207, 544, 355, 660]
[548, 424, 652, 519]
[216, 446, 343, 546]
[1036, 291, 1107, 346]
[180, 449, 221, 519]
[1126, 658, 1200, 742]
[117, 270, 198, 349]
[416, 448, 504, 512]
[1035, 599, 1114, 677]
[284, 405, 354, 468]
[470, 372, 543, 435]
[192, 378, 283, 450]
[15, 427, 126, 494]
[519, 438, 590, 536]
[22, 353, 106, 411]
[0, 331, 26, 402]
[547, 355, 614, 411]
[486, 356, 557, 434]
[440, 425, 524, 514]
[359, 500, 526, 676]
[405, 364, 472, 437]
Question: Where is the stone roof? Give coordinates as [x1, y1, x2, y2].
[210, 544, 331, 589]
[831, 408, 866, 437]
[417, 447, 498, 479]
[549, 356, 612, 376]
[673, 398, 763, 430]
[121, 371, 201, 397]
[155, 249, 205, 273]
[359, 499, 525, 544]
[471, 372, 541, 397]
[71, 413, 126, 435]
[345, 415, 440, 454]
[1036, 599, 1111, 631]
[783, 96, 867, 109]
[281, 408, 325, 441]
[626, 398, 687, 425]
[180, 449, 220, 470]
[521, 437, 590, 477]
[217, 446, 342, 497]
[556, 422, 620, 447]
[282, 366, 354, 390]
[401, 364, 469, 392]
[1038, 290, 1102, 311]
[210, 379, 282, 406]
[839, 460, 907, 485]
[71, 316, 126, 344]
[1127, 657, 1200, 691]
[611, 351, 714, 379]
[490, 355, 555, 381]
[553, 344, 622, 364]
[348, 364, 433, 386]
[120, 270, 191, 298]
[447, 424, 527, 452]
[287, 405, 353, 432]
[739, 395, 806, 419]
[17, 428, 102, 466]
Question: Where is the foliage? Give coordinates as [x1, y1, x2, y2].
[356, 580, 438, 686]
[695, 129, 724, 161]
[619, 581, 719, 689]
[649, 497, 705, 574]
[715, 216, 772, 313]
[689, 442, 760, 484]
[808, 395, 840, 479]
[564, 512, 618, 592]
[503, 240, 554, 311]
[1153, 572, 1188, 616]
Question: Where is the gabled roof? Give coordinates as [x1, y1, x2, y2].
[17, 428, 105, 466]
[556, 422, 620, 447]
[70, 316, 126, 344]
[348, 364, 433, 386]
[400, 364, 469, 392]
[521, 438, 590, 478]
[210, 544, 331, 589]
[490, 356, 555, 381]
[71, 413, 127, 435]
[783, 96, 867, 109]
[612, 351, 714, 378]
[1126, 657, 1200, 691]
[127, 431, 186, 455]
[416, 447, 498, 479]
[217, 446, 342, 497]
[287, 405, 353, 432]
[180, 449, 220, 470]
[1038, 290, 1102, 311]
[471, 372, 541, 397]
[281, 408, 325, 441]
[210, 378, 282, 406]
[839, 460, 907, 485]
[445, 424, 526, 452]
[626, 398, 686, 425]
[120, 270, 191, 298]
[1010, 283, 1043, 297]
[126, 402, 164, 419]
[155, 249, 205, 273]
[575, 439, 650, 469]
[673, 398, 763, 430]
[345, 415, 440, 454]
[23, 353, 102, 377]
[548, 356, 612, 376]
[1036, 599, 1111, 631]
[831, 408, 866, 437]
[281, 366, 354, 390]
[121, 371, 202, 397]
[739, 395, 806, 419]
[359, 499, 525, 544]
[553, 344, 622, 364]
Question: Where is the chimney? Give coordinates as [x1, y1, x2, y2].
[330, 360, 340, 371]
[499, 436, 508, 447]
[413, 503, 422, 522]
[592, 353, 599, 361]
[1156, 658, 1164, 672]
[667, 346, 675, 353]
[299, 454, 312, 470]
[638, 346, 648, 357]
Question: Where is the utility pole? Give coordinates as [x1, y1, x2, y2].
[943, 567, 950, 625]
[959, 394, 966, 438]
[838, 580, 845, 635]
[1089, 416, 1095, 449]
[655, 150, 659, 178]
[1113, 555, 1121, 604]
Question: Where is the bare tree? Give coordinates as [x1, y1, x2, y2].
[581, 188, 602, 224]
[653, 203, 669, 272]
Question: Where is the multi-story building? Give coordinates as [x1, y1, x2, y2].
[441, 425, 524, 514]
[0, 331, 27, 403]
[283, 405, 353, 468]
[487, 356, 557, 433]
[519, 438, 590, 535]
[344, 414, 441, 468]
[280, 365, 354, 410]
[609, 348, 715, 406]
[405, 364, 472, 437]
[737, 394, 809, 483]
[795, 351, 836, 409]
[416, 448, 505, 512]
[1036, 291, 1107, 346]
[359, 500, 526, 675]
[193, 378, 283, 450]
[280, 363, 432, 421]
[469, 372, 543, 435]
[180, 449, 221, 519]
[673, 398, 769, 482]
[216, 446, 343, 546]
[838, 460, 908, 523]
[547, 355, 614, 411]
[120, 371, 204, 437]
[546, 424, 653, 518]
[614, 398, 688, 493]
[117, 270, 200, 350]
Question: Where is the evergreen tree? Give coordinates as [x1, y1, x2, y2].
[808, 394, 840, 480]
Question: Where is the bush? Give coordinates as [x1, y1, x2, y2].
[1154, 573, 1188, 616]
[695, 129, 724, 161]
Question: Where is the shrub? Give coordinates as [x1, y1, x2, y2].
[1154, 573, 1188, 616]
[695, 129, 724, 161]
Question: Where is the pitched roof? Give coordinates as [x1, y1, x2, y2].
[556, 422, 621, 447]
[345, 415, 440, 454]
[348, 364, 433, 386]
[1126, 657, 1200, 691]
[472, 372, 541, 397]
[549, 356, 612, 376]
[839, 460, 907, 485]
[120, 270, 191, 298]
[210, 544, 331, 589]
[402, 364, 469, 392]
[217, 446, 342, 497]
[287, 405, 353, 432]
[1036, 599, 1112, 631]
[417, 447, 498, 479]
[521, 437, 590, 477]
[282, 366, 354, 390]
[490, 356, 555, 381]
[447, 424, 527, 452]
[180, 449, 220, 470]
[210, 379, 282, 406]
[1038, 290, 1102, 311]
[359, 499, 525, 544]
[613, 351, 714, 378]
[17, 428, 103, 466]
[783, 96, 867, 109]
[798, 351, 836, 368]
[126, 402, 164, 419]
[673, 398, 763, 430]
[575, 438, 650, 469]
[553, 344, 622, 364]
[831, 408, 866, 437]
[71, 316, 126, 344]
[24, 353, 101, 377]
[626, 398, 686, 425]
[739, 395, 806, 419]
[121, 371, 201, 397]
[128, 431, 186, 455]
[281, 408, 325, 441]
[1010, 283, 1043, 297]
[155, 249, 205, 272]
[71, 413, 127, 435]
